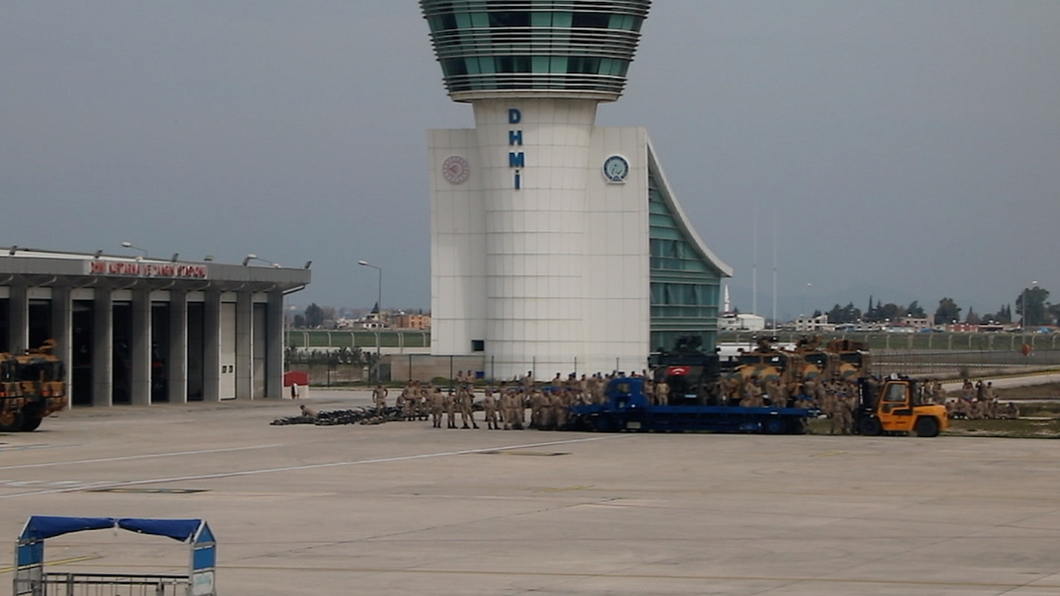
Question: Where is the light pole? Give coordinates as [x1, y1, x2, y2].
[120, 241, 148, 260]
[358, 260, 383, 382]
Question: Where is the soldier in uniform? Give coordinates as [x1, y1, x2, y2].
[828, 386, 843, 435]
[482, 384, 499, 430]
[372, 384, 388, 414]
[399, 383, 414, 421]
[530, 388, 545, 429]
[517, 387, 529, 429]
[654, 379, 670, 407]
[538, 390, 555, 430]
[416, 382, 429, 421]
[1002, 401, 1020, 419]
[444, 389, 457, 429]
[459, 385, 479, 429]
[554, 388, 570, 430]
[577, 374, 590, 404]
[430, 386, 444, 428]
[772, 378, 789, 408]
[551, 373, 563, 389]
[833, 393, 852, 435]
[501, 389, 513, 430]
[983, 382, 998, 419]
[592, 375, 607, 405]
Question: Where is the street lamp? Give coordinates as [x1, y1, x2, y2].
[120, 241, 148, 260]
[358, 260, 383, 381]
[243, 253, 276, 267]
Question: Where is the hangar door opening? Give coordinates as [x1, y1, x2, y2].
[72, 300, 94, 406]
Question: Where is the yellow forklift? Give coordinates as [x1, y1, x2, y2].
[856, 376, 948, 437]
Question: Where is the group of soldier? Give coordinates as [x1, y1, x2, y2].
[710, 375, 861, 434]
[370, 370, 663, 431]
[941, 379, 1020, 420]
[350, 368, 1019, 433]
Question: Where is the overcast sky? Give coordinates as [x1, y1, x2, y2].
[2, 1, 1057, 320]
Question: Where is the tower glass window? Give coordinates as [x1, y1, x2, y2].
[421, 0, 651, 102]
[648, 163, 725, 352]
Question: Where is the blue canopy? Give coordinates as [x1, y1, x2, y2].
[118, 518, 203, 542]
[20, 517, 115, 541]
[21, 516, 204, 542]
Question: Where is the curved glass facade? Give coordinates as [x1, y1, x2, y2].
[648, 164, 725, 352]
[421, 0, 651, 102]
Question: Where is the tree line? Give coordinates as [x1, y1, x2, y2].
[821, 286, 1057, 327]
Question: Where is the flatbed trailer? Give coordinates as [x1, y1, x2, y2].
[569, 377, 816, 434]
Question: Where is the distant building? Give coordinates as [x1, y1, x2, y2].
[719, 313, 765, 332]
[897, 316, 931, 330]
[794, 314, 832, 333]
[0, 247, 309, 406]
[395, 314, 431, 330]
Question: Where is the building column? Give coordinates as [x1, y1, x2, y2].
[168, 290, 188, 404]
[9, 283, 28, 354]
[92, 288, 113, 407]
[202, 290, 221, 402]
[235, 292, 253, 400]
[130, 289, 152, 405]
[50, 287, 72, 410]
[266, 291, 285, 399]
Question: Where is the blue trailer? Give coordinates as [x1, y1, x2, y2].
[14, 516, 216, 596]
[569, 377, 817, 434]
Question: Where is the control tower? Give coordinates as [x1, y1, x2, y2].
[421, 1, 731, 381]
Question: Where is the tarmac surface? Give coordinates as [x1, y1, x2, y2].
[2, 389, 1060, 595]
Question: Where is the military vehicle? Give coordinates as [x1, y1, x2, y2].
[0, 340, 67, 432]
[823, 338, 871, 380]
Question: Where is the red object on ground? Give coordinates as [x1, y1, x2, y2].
[284, 371, 309, 387]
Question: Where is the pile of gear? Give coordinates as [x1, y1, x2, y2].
[270, 405, 404, 426]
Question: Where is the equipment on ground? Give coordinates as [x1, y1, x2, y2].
[570, 376, 817, 434]
[855, 376, 948, 437]
[0, 340, 67, 432]
[15, 516, 216, 596]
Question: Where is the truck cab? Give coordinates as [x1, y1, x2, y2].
[857, 377, 948, 437]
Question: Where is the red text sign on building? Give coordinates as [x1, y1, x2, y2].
[86, 260, 209, 279]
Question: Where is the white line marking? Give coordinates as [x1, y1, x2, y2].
[0, 435, 628, 500]
[0, 444, 283, 471]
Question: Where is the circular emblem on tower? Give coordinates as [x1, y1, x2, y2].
[603, 155, 630, 184]
[442, 155, 470, 185]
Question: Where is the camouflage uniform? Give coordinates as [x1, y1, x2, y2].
[430, 388, 444, 428]
[445, 390, 457, 429]
[654, 380, 670, 406]
[372, 385, 388, 413]
[482, 386, 499, 430]
[459, 386, 478, 429]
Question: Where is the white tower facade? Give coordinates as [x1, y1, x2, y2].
[422, 1, 731, 380]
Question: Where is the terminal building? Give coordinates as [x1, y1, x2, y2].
[421, 0, 731, 380]
[0, 248, 310, 407]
